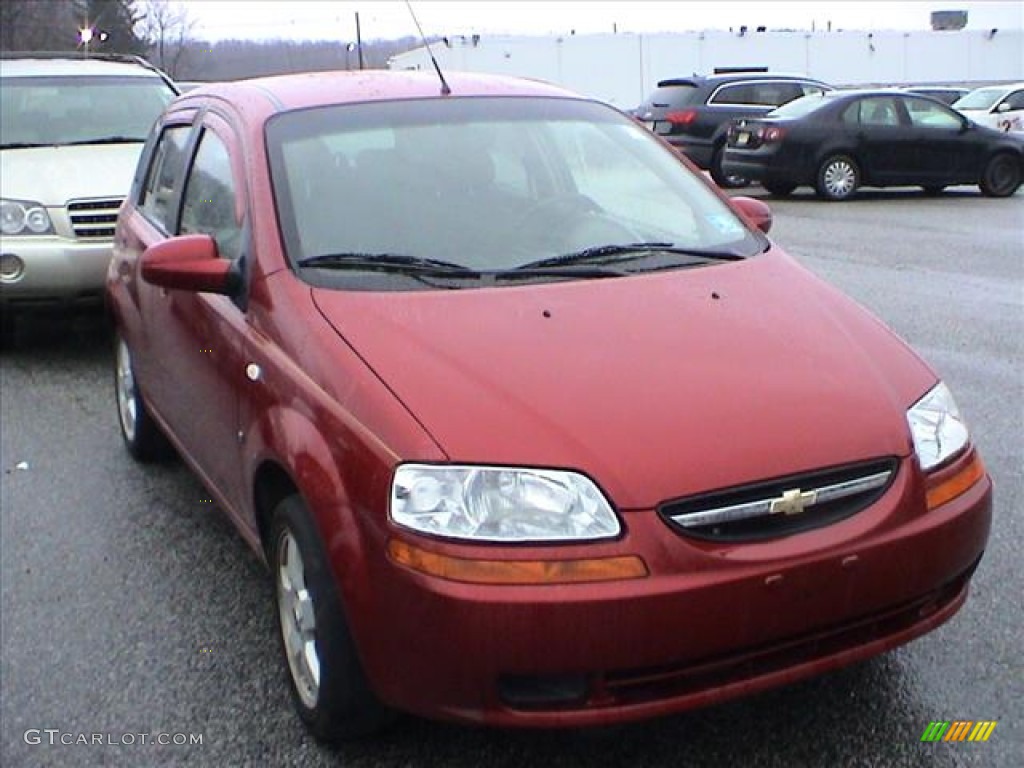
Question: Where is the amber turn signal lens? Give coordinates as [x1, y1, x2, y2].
[387, 539, 648, 585]
[925, 453, 986, 511]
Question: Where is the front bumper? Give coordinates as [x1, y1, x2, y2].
[350, 452, 991, 727]
[0, 235, 113, 309]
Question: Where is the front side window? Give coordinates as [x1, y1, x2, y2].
[904, 98, 962, 130]
[139, 124, 192, 233]
[1000, 90, 1024, 111]
[0, 75, 176, 148]
[180, 130, 243, 260]
[266, 97, 764, 291]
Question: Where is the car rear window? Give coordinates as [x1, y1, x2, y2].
[770, 92, 835, 118]
[646, 83, 701, 108]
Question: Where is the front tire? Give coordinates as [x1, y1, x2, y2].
[815, 155, 860, 201]
[271, 496, 394, 741]
[114, 334, 171, 461]
[979, 153, 1021, 197]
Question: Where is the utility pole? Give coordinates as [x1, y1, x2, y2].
[355, 12, 365, 70]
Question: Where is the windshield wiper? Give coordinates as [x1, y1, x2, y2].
[297, 252, 626, 283]
[493, 265, 629, 280]
[297, 252, 482, 276]
[516, 242, 745, 270]
[1, 142, 55, 149]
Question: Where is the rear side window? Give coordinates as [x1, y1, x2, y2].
[752, 82, 805, 106]
[139, 125, 192, 232]
[711, 83, 759, 105]
[801, 83, 828, 97]
[843, 98, 900, 127]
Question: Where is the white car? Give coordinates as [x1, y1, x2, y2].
[952, 82, 1024, 133]
[0, 53, 177, 319]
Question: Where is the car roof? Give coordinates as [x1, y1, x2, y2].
[961, 82, 1024, 94]
[0, 55, 166, 79]
[174, 69, 583, 117]
[813, 89, 940, 100]
[655, 73, 825, 88]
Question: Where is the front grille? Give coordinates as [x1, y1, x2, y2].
[67, 198, 122, 239]
[659, 458, 898, 542]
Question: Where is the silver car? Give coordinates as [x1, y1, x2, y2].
[0, 53, 177, 317]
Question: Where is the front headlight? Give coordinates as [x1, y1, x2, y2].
[906, 381, 969, 471]
[0, 198, 54, 236]
[390, 464, 621, 542]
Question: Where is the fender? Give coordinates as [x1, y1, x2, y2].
[242, 402, 382, 608]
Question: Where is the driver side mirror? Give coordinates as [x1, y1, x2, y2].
[730, 196, 773, 234]
[141, 234, 239, 295]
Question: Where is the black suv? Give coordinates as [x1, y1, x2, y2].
[635, 73, 832, 186]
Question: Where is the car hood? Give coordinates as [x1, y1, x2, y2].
[0, 143, 143, 206]
[312, 250, 934, 509]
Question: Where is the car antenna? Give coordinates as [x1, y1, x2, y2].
[404, 0, 451, 96]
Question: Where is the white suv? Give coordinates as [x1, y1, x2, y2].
[953, 82, 1024, 133]
[1, 53, 178, 317]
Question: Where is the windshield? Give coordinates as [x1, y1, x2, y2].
[266, 97, 763, 290]
[0, 75, 176, 147]
[952, 88, 1005, 111]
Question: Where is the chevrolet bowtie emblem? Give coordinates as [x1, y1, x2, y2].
[769, 488, 818, 516]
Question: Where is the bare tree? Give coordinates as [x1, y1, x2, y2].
[139, 0, 195, 77]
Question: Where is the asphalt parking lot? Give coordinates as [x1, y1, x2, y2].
[1, 186, 1021, 767]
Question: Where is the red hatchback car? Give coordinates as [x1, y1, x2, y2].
[106, 71, 992, 741]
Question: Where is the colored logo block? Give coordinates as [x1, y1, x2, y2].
[920, 721, 997, 742]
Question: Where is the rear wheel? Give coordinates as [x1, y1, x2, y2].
[271, 495, 394, 741]
[979, 153, 1021, 197]
[815, 155, 860, 201]
[762, 181, 796, 196]
[710, 147, 750, 188]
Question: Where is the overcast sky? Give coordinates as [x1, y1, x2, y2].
[184, 1, 1024, 43]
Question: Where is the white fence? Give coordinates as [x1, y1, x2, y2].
[389, 29, 1024, 108]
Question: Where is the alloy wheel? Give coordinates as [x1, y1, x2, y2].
[823, 159, 857, 199]
[115, 338, 138, 443]
[277, 528, 321, 709]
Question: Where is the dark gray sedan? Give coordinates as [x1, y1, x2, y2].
[722, 90, 1024, 200]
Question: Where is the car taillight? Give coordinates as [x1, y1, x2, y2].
[666, 109, 698, 125]
[761, 126, 786, 142]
